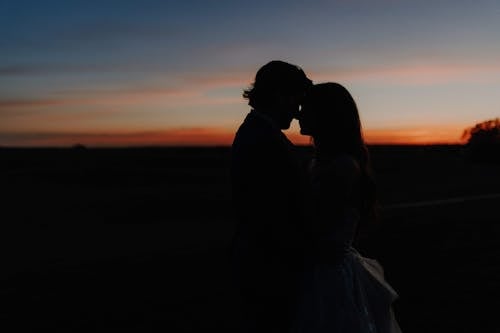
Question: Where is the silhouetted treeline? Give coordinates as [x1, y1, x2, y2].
[462, 118, 500, 163]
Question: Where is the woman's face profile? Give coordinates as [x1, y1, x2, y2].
[297, 101, 315, 136]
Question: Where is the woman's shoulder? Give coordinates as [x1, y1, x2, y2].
[309, 153, 362, 207]
[330, 154, 360, 171]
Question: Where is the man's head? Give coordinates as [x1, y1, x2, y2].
[243, 60, 312, 129]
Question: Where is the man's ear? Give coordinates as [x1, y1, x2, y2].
[267, 91, 286, 108]
[274, 92, 294, 105]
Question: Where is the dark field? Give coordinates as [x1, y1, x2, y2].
[1, 145, 500, 332]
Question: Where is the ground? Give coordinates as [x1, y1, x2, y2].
[1, 145, 499, 332]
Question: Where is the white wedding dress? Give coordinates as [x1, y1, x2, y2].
[290, 155, 402, 333]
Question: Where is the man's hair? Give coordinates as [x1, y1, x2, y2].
[243, 60, 312, 109]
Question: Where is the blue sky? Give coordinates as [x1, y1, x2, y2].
[2, 0, 500, 146]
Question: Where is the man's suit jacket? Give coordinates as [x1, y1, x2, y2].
[230, 109, 308, 270]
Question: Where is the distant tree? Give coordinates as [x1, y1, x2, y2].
[72, 143, 87, 150]
[462, 118, 500, 163]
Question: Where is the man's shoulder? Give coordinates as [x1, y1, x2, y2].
[233, 112, 282, 147]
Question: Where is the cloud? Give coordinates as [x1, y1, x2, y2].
[0, 98, 67, 108]
[0, 63, 115, 76]
[0, 68, 250, 115]
[311, 61, 500, 85]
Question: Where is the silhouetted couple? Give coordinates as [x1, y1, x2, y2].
[230, 60, 402, 333]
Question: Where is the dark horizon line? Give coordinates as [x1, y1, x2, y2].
[0, 143, 466, 150]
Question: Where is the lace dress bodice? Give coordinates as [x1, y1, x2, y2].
[307, 154, 362, 261]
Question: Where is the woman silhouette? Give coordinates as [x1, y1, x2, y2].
[292, 82, 402, 333]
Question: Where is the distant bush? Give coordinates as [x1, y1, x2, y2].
[462, 118, 500, 163]
[72, 143, 88, 150]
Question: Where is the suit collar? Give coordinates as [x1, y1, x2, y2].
[247, 110, 295, 148]
[248, 109, 280, 131]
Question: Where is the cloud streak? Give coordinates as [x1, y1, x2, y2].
[0, 98, 68, 108]
[312, 61, 500, 85]
[3, 60, 499, 117]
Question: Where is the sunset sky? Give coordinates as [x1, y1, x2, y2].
[2, 0, 500, 146]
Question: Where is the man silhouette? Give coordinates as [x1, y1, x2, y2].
[230, 60, 313, 333]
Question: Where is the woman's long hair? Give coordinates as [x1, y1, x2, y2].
[306, 83, 378, 236]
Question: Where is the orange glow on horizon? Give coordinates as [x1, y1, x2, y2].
[1, 125, 465, 147]
[362, 126, 464, 145]
[0, 128, 235, 147]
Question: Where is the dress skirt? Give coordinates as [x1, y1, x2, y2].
[290, 248, 402, 333]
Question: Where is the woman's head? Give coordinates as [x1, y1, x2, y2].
[299, 82, 364, 156]
[299, 82, 378, 230]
